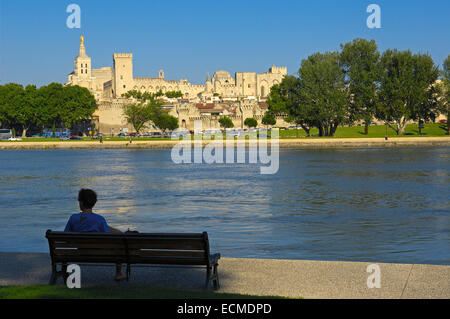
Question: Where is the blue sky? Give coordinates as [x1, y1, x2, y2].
[1, 0, 449, 86]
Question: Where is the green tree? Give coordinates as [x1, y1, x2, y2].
[297, 52, 348, 136]
[218, 116, 234, 128]
[36, 82, 65, 130]
[60, 85, 97, 128]
[340, 38, 381, 134]
[123, 102, 155, 134]
[152, 111, 179, 133]
[0, 83, 41, 137]
[244, 117, 258, 128]
[267, 77, 311, 136]
[410, 54, 441, 135]
[122, 90, 164, 103]
[165, 90, 183, 98]
[261, 112, 276, 128]
[378, 50, 440, 135]
[0, 83, 26, 132]
[440, 54, 450, 134]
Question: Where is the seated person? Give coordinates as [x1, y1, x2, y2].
[64, 188, 126, 281]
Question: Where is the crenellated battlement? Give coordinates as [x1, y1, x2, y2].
[113, 53, 133, 58]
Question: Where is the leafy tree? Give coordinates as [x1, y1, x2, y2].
[123, 102, 155, 134]
[0, 83, 27, 132]
[297, 52, 348, 136]
[244, 117, 258, 128]
[340, 38, 381, 134]
[378, 50, 440, 135]
[218, 116, 234, 128]
[122, 90, 164, 103]
[409, 54, 441, 134]
[152, 111, 179, 133]
[35, 82, 65, 130]
[261, 112, 276, 127]
[267, 77, 311, 136]
[60, 85, 97, 128]
[440, 54, 450, 134]
[165, 90, 183, 98]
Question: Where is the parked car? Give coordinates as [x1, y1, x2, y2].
[7, 137, 22, 141]
[439, 119, 447, 123]
[0, 128, 12, 140]
[70, 135, 83, 140]
[117, 132, 126, 137]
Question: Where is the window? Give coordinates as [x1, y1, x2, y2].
[81, 69, 83, 74]
[120, 75, 123, 80]
[248, 84, 251, 88]
[123, 85, 126, 88]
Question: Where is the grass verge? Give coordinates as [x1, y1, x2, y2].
[0, 285, 286, 299]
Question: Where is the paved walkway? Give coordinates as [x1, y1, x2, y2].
[0, 252, 448, 298]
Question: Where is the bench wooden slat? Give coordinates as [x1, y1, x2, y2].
[53, 242, 126, 249]
[130, 250, 206, 258]
[127, 256, 208, 265]
[52, 256, 129, 263]
[126, 240, 205, 250]
[53, 248, 128, 256]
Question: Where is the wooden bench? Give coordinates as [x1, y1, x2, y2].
[45, 230, 221, 289]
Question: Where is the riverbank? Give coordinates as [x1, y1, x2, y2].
[1, 136, 450, 149]
[0, 252, 448, 298]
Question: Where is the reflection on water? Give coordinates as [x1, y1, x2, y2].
[0, 147, 449, 265]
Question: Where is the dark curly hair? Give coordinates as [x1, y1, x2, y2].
[78, 189, 97, 209]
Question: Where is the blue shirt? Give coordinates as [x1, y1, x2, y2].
[64, 212, 110, 233]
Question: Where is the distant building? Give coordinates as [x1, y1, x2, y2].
[66, 36, 289, 133]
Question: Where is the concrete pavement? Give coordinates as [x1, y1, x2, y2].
[0, 252, 448, 299]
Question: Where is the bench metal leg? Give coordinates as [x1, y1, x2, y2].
[126, 264, 131, 281]
[205, 264, 220, 290]
[205, 266, 211, 289]
[49, 264, 57, 285]
[49, 263, 68, 285]
[213, 264, 220, 290]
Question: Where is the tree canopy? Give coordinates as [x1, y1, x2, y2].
[218, 116, 234, 128]
[267, 39, 447, 136]
[377, 50, 440, 135]
[0, 82, 96, 136]
[244, 118, 258, 128]
[340, 38, 380, 134]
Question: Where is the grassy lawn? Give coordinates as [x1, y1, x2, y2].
[279, 123, 449, 138]
[0, 285, 285, 299]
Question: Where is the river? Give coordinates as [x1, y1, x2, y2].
[0, 147, 448, 265]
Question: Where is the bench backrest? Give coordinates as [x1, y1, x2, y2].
[46, 230, 211, 266]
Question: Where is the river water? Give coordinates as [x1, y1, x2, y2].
[0, 147, 448, 265]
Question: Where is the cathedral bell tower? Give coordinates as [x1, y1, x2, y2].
[74, 35, 92, 79]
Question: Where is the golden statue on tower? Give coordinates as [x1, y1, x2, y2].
[80, 34, 84, 45]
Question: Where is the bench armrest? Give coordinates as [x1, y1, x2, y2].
[210, 253, 221, 266]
